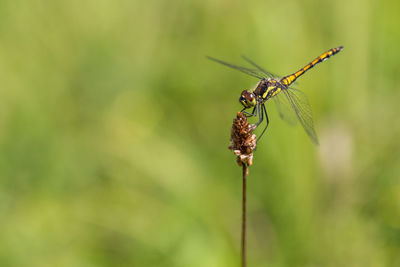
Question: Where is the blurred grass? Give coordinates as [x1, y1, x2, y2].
[0, 0, 399, 266]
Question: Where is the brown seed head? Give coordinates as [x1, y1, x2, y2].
[228, 112, 257, 166]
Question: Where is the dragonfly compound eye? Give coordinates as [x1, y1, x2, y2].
[239, 90, 256, 108]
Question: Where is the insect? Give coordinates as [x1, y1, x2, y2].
[207, 46, 343, 144]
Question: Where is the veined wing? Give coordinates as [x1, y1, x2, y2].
[206, 56, 270, 79]
[281, 87, 319, 145]
[240, 55, 276, 78]
[273, 91, 298, 126]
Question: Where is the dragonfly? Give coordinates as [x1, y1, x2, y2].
[207, 46, 343, 145]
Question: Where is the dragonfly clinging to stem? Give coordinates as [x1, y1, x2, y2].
[207, 46, 343, 144]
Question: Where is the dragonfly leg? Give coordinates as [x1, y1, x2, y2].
[255, 103, 264, 126]
[257, 104, 270, 142]
[241, 106, 257, 117]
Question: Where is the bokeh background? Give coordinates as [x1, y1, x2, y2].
[0, 0, 399, 266]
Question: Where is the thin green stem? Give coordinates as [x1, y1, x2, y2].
[241, 164, 247, 267]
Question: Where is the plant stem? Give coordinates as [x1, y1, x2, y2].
[241, 164, 248, 267]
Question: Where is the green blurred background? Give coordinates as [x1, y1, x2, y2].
[0, 0, 399, 266]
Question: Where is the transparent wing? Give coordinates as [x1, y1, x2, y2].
[206, 56, 269, 79]
[240, 55, 276, 78]
[282, 87, 319, 145]
[272, 91, 298, 126]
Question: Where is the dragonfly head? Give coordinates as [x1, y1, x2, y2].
[239, 90, 256, 109]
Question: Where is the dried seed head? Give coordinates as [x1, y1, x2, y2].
[228, 112, 257, 166]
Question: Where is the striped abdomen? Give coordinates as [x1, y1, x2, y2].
[280, 46, 343, 86]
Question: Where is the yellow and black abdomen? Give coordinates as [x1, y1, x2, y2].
[280, 46, 343, 86]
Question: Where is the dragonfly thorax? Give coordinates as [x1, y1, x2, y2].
[253, 78, 282, 101]
[239, 90, 256, 108]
